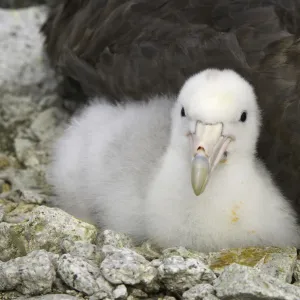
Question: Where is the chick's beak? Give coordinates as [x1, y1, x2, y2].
[190, 122, 232, 196]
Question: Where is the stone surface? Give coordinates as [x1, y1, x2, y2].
[0, 6, 56, 93]
[60, 239, 104, 264]
[208, 246, 297, 282]
[57, 254, 101, 296]
[97, 229, 134, 249]
[0, 250, 56, 295]
[100, 247, 157, 286]
[214, 263, 300, 300]
[113, 285, 128, 299]
[293, 259, 300, 282]
[0, 205, 97, 261]
[17, 295, 79, 300]
[134, 241, 162, 261]
[182, 284, 215, 300]
[157, 255, 216, 293]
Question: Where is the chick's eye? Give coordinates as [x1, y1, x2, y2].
[240, 111, 247, 122]
[181, 107, 186, 117]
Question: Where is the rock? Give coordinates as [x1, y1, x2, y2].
[92, 276, 114, 300]
[0, 6, 56, 93]
[0, 205, 97, 261]
[14, 138, 39, 168]
[134, 241, 161, 261]
[0, 95, 35, 128]
[30, 108, 67, 142]
[3, 201, 36, 223]
[97, 229, 134, 249]
[293, 260, 300, 282]
[0, 291, 23, 299]
[214, 263, 300, 300]
[208, 246, 297, 282]
[202, 295, 219, 300]
[113, 285, 128, 299]
[61, 239, 104, 264]
[182, 284, 215, 300]
[129, 288, 148, 298]
[17, 295, 79, 300]
[0, 250, 56, 295]
[18, 294, 78, 300]
[6, 189, 46, 204]
[157, 255, 216, 293]
[100, 247, 157, 286]
[57, 254, 100, 296]
[162, 247, 207, 263]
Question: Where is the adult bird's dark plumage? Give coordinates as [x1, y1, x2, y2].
[42, 0, 300, 222]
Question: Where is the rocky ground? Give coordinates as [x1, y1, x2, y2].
[1, 5, 300, 300]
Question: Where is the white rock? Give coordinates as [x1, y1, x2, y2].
[182, 283, 215, 300]
[113, 285, 128, 299]
[17, 295, 78, 300]
[30, 107, 67, 142]
[293, 260, 300, 282]
[100, 247, 157, 286]
[0, 250, 56, 295]
[61, 239, 104, 264]
[0, 205, 97, 261]
[202, 295, 220, 300]
[214, 263, 300, 300]
[0, 6, 56, 93]
[97, 229, 134, 249]
[208, 246, 297, 282]
[57, 254, 100, 296]
[158, 255, 216, 293]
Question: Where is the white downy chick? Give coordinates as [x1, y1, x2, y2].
[48, 69, 300, 252]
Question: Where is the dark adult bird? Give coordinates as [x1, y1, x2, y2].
[42, 0, 300, 226]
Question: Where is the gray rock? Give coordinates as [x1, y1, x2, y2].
[0, 6, 56, 93]
[134, 241, 161, 261]
[6, 189, 46, 204]
[61, 239, 104, 264]
[214, 263, 300, 300]
[97, 229, 134, 249]
[100, 247, 157, 286]
[17, 295, 78, 300]
[0, 291, 23, 299]
[293, 260, 300, 282]
[202, 295, 220, 300]
[129, 288, 148, 298]
[30, 108, 67, 142]
[208, 246, 297, 282]
[162, 247, 207, 263]
[182, 284, 215, 300]
[14, 138, 39, 167]
[113, 285, 128, 299]
[91, 276, 114, 300]
[0, 250, 56, 295]
[57, 254, 100, 296]
[0, 205, 97, 261]
[157, 255, 216, 293]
